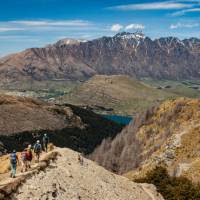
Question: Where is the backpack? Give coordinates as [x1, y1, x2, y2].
[43, 136, 49, 144]
[26, 149, 32, 160]
[21, 151, 27, 161]
[10, 153, 17, 164]
[34, 143, 41, 153]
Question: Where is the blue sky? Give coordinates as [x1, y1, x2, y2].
[0, 0, 200, 56]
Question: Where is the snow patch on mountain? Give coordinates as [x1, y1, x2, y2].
[115, 32, 145, 40]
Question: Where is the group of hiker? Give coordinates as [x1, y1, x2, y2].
[10, 134, 49, 178]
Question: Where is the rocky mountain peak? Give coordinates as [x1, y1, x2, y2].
[54, 38, 87, 47]
[114, 31, 145, 40]
[0, 32, 200, 83]
[155, 36, 185, 47]
[187, 37, 200, 43]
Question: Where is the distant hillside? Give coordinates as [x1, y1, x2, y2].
[0, 95, 122, 155]
[58, 75, 176, 115]
[142, 78, 200, 99]
[0, 32, 200, 88]
[90, 98, 200, 183]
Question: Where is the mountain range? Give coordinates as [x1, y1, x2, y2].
[0, 32, 200, 87]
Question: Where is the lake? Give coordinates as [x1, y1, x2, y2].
[102, 115, 132, 125]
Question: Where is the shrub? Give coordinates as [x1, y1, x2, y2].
[135, 166, 200, 200]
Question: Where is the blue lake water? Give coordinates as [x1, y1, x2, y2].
[102, 115, 132, 125]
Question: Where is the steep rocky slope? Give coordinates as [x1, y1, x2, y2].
[58, 75, 176, 115]
[0, 148, 163, 200]
[0, 95, 122, 155]
[90, 98, 200, 183]
[0, 32, 200, 87]
[0, 95, 83, 135]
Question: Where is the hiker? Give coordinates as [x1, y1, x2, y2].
[34, 140, 42, 162]
[21, 149, 27, 173]
[43, 134, 49, 152]
[10, 150, 19, 178]
[78, 153, 84, 165]
[26, 144, 33, 168]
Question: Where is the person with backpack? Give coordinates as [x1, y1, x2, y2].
[21, 149, 27, 173]
[34, 140, 42, 162]
[26, 144, 33, 168]
[42, 134, 49, 152]
[10, 150, 19, 178]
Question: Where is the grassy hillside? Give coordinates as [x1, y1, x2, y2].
[90, 98, 200, 182]
[142, 78, 200, 98]
[57, 75, 176, 115]
[123, 98, 200, 183]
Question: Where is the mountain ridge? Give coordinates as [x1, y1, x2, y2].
[0, 32, 200, 87]
[0, 147, 164, 200]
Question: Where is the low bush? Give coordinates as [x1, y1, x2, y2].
[135, 166, 200, 200]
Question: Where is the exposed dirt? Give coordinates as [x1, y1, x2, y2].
[0, 148, 164, 200]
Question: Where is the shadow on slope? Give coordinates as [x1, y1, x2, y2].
[135, 166, 200, 200]
[0, 95, 123, 155]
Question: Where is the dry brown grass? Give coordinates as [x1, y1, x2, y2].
[59, 75, 175, 115]
[91, 97, 200, 182]
[0, 154, 10, 174]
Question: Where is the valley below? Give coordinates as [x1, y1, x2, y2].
[1, 75, 199, 116]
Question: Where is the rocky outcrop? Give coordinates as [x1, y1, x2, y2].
[0, 148, 164, 200]
[0, 95, 123, 154]
[90, 98, 200, 183]
[0, 32, 200, 87]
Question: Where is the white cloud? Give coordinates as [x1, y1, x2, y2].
[0, 20, 92, 32]
[108, 1, 193, 11]
[170, 22, 199, 29]
[111, 24, 123, 32]
[0, 35, 40, 42]
[11, 20, 91, 27]
[0, 27, 25, 32]
[171, 8, 200, 16]
[125, 24, 145, 30]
